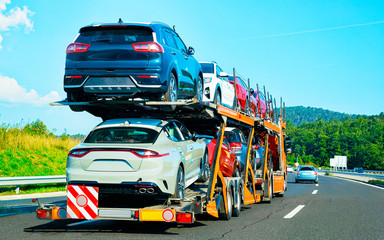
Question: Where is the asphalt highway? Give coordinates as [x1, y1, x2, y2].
[0, 174, 383, 240]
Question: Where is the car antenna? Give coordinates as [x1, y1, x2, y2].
[173, 25, 176, 32]
[118, 18, 123, 24]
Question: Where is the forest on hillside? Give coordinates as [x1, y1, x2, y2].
[285, 113, 384, 170]
[284, 106, 357, 126]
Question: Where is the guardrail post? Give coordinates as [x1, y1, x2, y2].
[16, 185, 20, 194]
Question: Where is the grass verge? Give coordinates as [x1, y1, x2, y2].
[368, 179, 384, 187]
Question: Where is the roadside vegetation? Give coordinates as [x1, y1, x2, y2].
[368, 179, 384, 187]
[286, 113, 384, 170]
[0, 119, 81, 177]
[0, 120, 82, 195]
[0, 120, 81, 177]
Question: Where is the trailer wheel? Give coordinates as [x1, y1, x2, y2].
[161, 73, 177, 112]
[198, 150, 210, 182]
[173, 166, 185, 200]
[232, 187, 241, 217]
[263, 172, 273, 203]
[220, 188, 232, 220]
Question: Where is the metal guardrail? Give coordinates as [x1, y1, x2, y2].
[321, 169, 384, 175]
[0, 175, 66, 194]
[319, 170, 384, 180]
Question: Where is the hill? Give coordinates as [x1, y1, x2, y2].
[284, 106, 357, 126]
[285, 113, 384, 170]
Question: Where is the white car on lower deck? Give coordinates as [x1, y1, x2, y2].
[66, 118, 209, 202]
[200, 61, 235, 108]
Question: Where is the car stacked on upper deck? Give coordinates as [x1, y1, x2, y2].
[64, 21, 203, 112]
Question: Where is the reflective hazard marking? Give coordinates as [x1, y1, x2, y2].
[67, 185, 99, 219]
[162, 209, 175, 222]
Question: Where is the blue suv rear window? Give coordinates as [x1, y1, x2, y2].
[75, 26, 153, 44]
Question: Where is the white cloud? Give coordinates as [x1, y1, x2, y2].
[0, 0, 10, 11]
[0, 75, 61, 106]
[0, 33, 3, 49]
[0, 0, 33, 48]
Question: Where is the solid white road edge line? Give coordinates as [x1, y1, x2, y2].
[284, 205, 305, 219]
[312, 190, 318, 194]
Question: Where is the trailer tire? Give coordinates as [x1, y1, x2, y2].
[161, 73, 177, 112]
[173, 166, 185, 200]
[263, 172, 273, 203]
[232, 187, 241, 217]
[198, 150, 210, 182]
[220, 188, 232, 220]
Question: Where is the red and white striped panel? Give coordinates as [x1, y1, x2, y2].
[67, 185, 99, 219]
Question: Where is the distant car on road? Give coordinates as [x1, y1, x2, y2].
[296, 165, 318, 183]
[353, 167, 365, 173]
[287, 165, 294, 173]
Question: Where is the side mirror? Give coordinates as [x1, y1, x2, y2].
[219, 72, 229, 78]
[188, 46, 195, 55]
[192, 132, 198, 142]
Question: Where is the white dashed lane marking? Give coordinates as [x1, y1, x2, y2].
[312, 190, 318, 194]
[284, 205, 305, 219]
[315, 184, 319, 187]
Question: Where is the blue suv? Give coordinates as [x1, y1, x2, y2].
[64, 20, 203, 111]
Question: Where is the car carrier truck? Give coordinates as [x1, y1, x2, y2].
[35, 97, 290, 224]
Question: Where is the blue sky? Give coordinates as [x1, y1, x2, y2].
[0, 0, 383, 134]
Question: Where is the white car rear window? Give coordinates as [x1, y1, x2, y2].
[84, 127, 158, 144]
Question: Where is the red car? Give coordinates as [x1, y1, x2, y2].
[251, 90, 267, 118]
[228, 75, 257, 116]
[205, 136, 240, 177]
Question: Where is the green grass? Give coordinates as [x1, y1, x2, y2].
[0, 120, 81, 177]
[368, 179, 384, 187]
[325, 172, 333, 176]
[0, 120, 81, 196]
